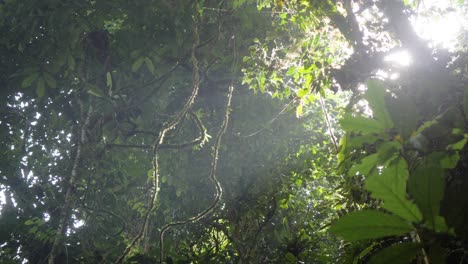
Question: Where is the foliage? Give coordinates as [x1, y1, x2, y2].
[1, 0, 468, 263]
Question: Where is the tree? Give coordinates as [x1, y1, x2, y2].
[1, 0, 467, 263]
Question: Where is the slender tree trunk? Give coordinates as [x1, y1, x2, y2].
[48, 103, 92, 264]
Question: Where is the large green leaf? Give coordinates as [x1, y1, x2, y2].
[408, 164, 448, 231]
[348, 153, 378, 177]
[387, 94, 420, 139]
[365, 157, 423, 222]
[329, 210, 414, 241]
[21, 72, 39, 88]
[365, 79, 394, 129]
[367, 242, 421, 264]
[340, 114, 387, 134]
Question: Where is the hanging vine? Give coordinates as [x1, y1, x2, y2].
[159, 83, 234, 264]
[114, 3, 202, 263]
[158, 22, 239, 264]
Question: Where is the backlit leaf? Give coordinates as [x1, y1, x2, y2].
[348, 153, 378, 177]
[408, 164, 447, 231]
[329, 210, 414, 241]
[365, 157, 422, 222]
[340, 114, 387, 134]
[368, 242, 421, 264]
[296, 103, 303, 118]
[365, 79, 393, 129]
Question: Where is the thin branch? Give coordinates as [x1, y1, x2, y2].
[235, 98, 297, 138]
[318, 94, 338, 153]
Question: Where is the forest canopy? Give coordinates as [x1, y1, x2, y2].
[1, 0, 467, 263]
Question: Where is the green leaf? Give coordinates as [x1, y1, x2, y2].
[348, 153, 378, 177]
[297, 88, 309, 98]
[144, 57, 155, 74]
[312, 33, 321, 47]
[408, 165, 447, 231]
[86, 84, 104, 97]
[354, 242, 379, 264]
[367, 242, 421, 264]
[376, 141, 401, 161]
[387, 95, 420, 139]
[257, 72, 266, 93]
[365, 79, 393, 129]
[36, 77, 46, 97]
[29, 226, 38, 234]
[329, 210, 414, 241]
[25, 219, 35, 226]
[106, 72, 112, 88]
[131, 57, 145, 72]
[365, 157, 423, 222]
[285, 252, 296, 262]
[347, 134, 382, 149]
[436, 152, 460, 169]
[286, 66, 296, 76]
[340, 114, 387, 134]
[450, 138, 467, 151]
[43, 72, 57, 88]
[427, 242, 448, 264]
[296, 103, 303, 118]
[21, 73, 39, 88]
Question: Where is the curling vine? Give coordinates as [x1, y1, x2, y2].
[159, 83, 234, 264]
[114, 4, 202, 263]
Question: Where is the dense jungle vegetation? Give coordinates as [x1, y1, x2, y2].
[1, 0, 468, 263]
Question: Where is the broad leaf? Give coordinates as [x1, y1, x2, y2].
[36, 78, 46, 97]
[367, 242, 421, 264]
[365, 157, 422, 222]
[348, 153, 378, 177]
[131, 57, 145, 72]
[329, 210, 414, 241]
[21, 73, 39, 88]
[340, 114, 387, 134]
[365, 79, 394, 129]
[408, 164, 447, 231]
[296, 103, 303, 118]
[376, 141, 401, 161]
[387, 94, 420, 139]
[43, 72, 57, 88]
[144, 57, 155, 74]
[106, 72, 112, 88]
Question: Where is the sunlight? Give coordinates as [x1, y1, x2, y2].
[382, 0, 466, 75]
[384, 50, 412, 67]
[411, 0, 467, 50]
